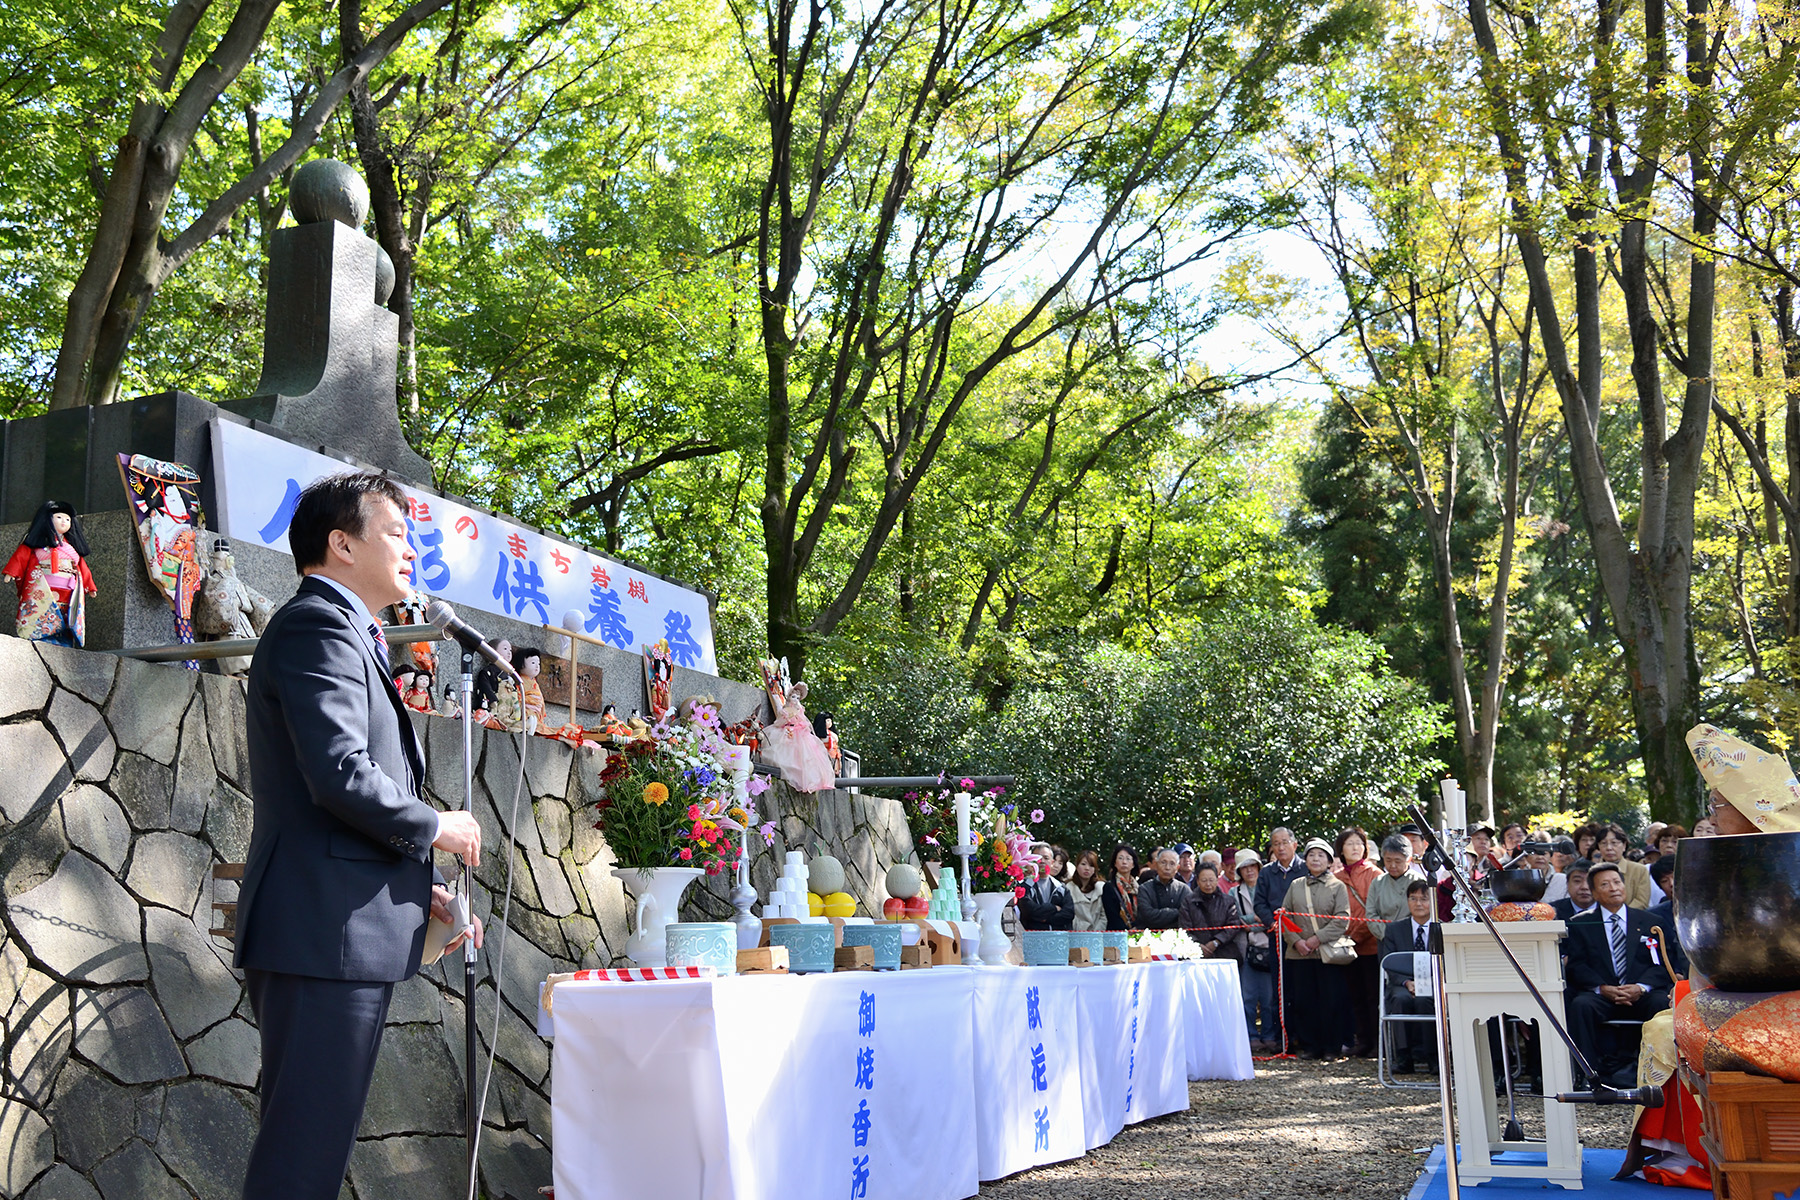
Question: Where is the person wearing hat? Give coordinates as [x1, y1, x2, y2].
[1687, 723, 1800, 836]
[1280, 837, 1354, 1059]
[1230, 849, 1278, 1051]
[1543, 836, 1577, 905]
[1173, 843, 1197, 885]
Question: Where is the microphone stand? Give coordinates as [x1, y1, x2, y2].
[459, 650, 479, 1193]
[1405, 804, 1662, 1109]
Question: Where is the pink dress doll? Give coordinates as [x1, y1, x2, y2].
[760, 682, 837, 792]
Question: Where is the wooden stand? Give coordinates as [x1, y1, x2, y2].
[1067, 947, 1091, 966]
[1127, 945, 1150, 963]
[737, 946, 789, 974]
[899, 944, 933, 969]
[911, 920, 961, 965]
[1103, 947, 1121, 964]
[834, 945, 875, 971]
[1440, 922, 1582, 1190]
[1684, 1065, 1800, 1200]
[757, 917, 799, 947]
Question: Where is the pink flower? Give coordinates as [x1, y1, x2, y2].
[679, 848, 693, 861]
[747, 777, 770, 797]
[758, 821, 777, 846]
[687, 804, 702, 820]
[1030, 809, 1045, 823]
[960, 778, 975, 789]
[706, 862, 722, 876]
[925, 835, 938, 845]
[1013, 886, 1027, 899]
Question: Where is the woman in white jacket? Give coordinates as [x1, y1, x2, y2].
[1069, 850, 1108, 931]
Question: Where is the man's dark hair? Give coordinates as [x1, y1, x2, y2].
[289, 472, 407, 574]
[1586, 861, 1624, 887]
[1406, 878, 1433, 898]
[1649, 855, 1676, 886]
[1568, 857, 1593, 878]
[1194, 862, 1219, 876]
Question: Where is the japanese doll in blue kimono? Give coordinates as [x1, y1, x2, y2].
[3, 502, 97, 647]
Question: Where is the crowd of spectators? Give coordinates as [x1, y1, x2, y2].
[1015, 813, 1712, 1071]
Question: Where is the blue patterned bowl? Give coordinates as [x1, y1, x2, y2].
[665, 922, 738, 976]
[1102, 930, 1129, 962]
[770, 923, 837, 974]
[841, 923, 903, 970]
[1022, 929, 1071, 967]
[1068, 931, 1103, 964]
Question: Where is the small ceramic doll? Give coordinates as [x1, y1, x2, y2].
[4, 502, 98, 647]
[512, 646, 548, 729]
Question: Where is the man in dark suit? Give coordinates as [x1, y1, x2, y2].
[1135, 847, 1192, 929]
[1550, 859, 1597, 923]
[1563, 862, 1670, 1086]
[1378, 879, 1439, 1073]
[1019, 843, 1074, 930]
[235, 473, 484, 1199]
[1643, 856, 1688, 979]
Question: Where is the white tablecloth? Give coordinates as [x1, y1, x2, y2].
[1178, 959, 1256, 1082]
[549, 960, 1248, 1200]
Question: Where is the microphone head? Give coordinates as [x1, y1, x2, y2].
[427, 600, 457, 631]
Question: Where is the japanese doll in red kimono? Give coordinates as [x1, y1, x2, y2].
[4, 502, 97, 647]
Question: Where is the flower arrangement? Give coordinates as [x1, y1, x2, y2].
[592, 704, 771, 872]
[900, 778, 1039, 895]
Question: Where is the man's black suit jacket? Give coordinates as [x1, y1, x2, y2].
[1563, 904, 1668, 994]
[234, 577, 439, 983]
[1018, 879, 1074, 930]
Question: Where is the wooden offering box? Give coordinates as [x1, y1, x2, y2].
[1683, 1065, 1800, 1200]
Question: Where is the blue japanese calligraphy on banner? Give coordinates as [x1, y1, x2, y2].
[209, 419, 719, 673]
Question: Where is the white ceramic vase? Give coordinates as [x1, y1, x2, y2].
[612, 865, 706, 966]
[973, 890, 1014, 966]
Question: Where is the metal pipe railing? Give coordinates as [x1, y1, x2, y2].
[118, 623, 444, 663]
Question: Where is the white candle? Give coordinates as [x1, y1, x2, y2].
[1439, 777, 1467, 830]
[955, 791, 971, 856]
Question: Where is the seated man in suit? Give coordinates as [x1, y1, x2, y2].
[1564, 862, 1671, 1085]
[1378, 879, 1439, 1073]
[1018, 843, 1074, 930]
[1551, 859, 1596, 922]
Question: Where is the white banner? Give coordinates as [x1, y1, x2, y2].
[209, 419, 718, 674]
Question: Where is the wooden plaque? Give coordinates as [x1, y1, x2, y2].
[540, 659, 604, 713]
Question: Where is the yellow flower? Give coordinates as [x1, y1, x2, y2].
[643, 782, 669, 806]
[728, 807, 749, 825]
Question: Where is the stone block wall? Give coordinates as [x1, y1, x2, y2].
[0, 639, 915, 1200]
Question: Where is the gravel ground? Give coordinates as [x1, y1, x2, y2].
[976, 1056, 1639, 1199]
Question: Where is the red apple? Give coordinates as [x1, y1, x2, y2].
[903, 895, 929, 918]
[883, 897, 908, 921]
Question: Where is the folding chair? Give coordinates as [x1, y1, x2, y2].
[1377, 951, 1438, 1090]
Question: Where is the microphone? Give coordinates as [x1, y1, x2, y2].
[1554, 1084, 1663, 1107]
[427, 601, 518, 678]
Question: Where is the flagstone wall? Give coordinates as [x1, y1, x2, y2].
[0, 638, 915, 1200]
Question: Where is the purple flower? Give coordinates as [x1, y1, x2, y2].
[1003, 805, 1014, 815]
[746, 777, 770, 797]
[919, 801, 934, 815]
[695, 766, 718, 787]
[925, 835, 938, 845]
[1030, 809, 1045, 823]
[758, 821, 777, 845]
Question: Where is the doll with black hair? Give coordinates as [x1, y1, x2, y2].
[4, 501, 97, 646]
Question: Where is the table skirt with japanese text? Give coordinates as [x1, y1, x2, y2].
[548, 960, 1251, 1200]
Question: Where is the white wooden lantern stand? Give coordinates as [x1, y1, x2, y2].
[1439, 921, 1584, 1189]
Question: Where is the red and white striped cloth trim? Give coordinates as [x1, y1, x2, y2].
[561, 966, 716, 982]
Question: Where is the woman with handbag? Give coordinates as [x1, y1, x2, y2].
[1334, 826, 1382, 1058]
[1281, 837, 1355, 1060]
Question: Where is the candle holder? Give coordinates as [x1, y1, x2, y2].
[1444, 825, 1482, 923]
[954, 842, 976, 923]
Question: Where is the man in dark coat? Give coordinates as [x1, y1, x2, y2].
[1643, 856, 1688, 980]
[235, 474, 483, 1199]
[1135, 847, 1192, 929]
[1019, 843, 1074, 930]
[1563, 862, 1671, 1085]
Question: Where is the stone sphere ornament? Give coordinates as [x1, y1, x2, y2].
[290, 159, 370, 228]
[374, 244, 396, 304]
[884, 863, 922, 900]
[807, 854, 845, 897]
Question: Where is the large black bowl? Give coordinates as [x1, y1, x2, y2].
[1675, 830, 1800, 991]
[1489, 869, 1548, 903]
